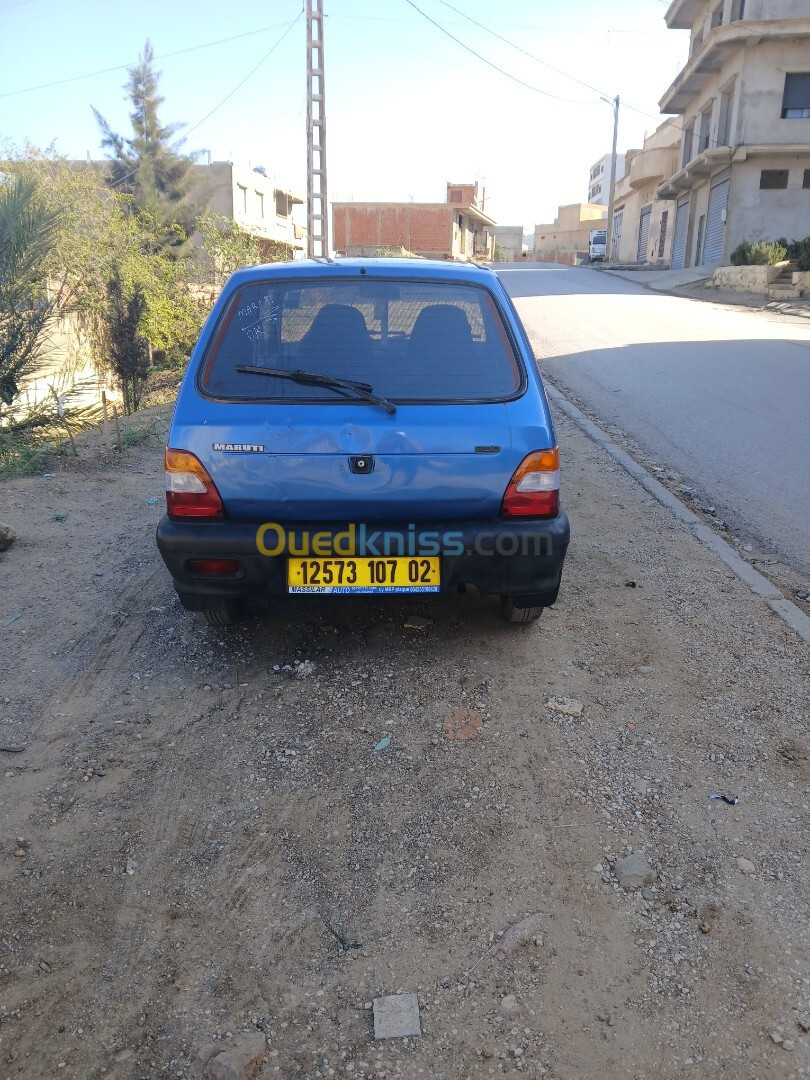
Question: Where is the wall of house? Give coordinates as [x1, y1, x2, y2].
[333, 205, 452, 258]
[675, 38, 810, 162]
[687, 0, 810, 38]
[726, 155, 810, 253]
[447, 183, 478, 205]
[191, 163, 304, 250]
[494, 226, 525, 260]
[533, 204, 607, 261]
[738, 40, 810, 146]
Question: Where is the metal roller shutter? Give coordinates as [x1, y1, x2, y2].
[703, 169, 731, 266]
[637, 205, 652, 263]
[671, 195, 690, 269]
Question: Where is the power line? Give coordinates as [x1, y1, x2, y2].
[184, 11, 303, 139]
[401, 0, 596, 105]
[431, 0, 737, 153]
[329, 14, 668, 33]
[103, 12, 302, 191]
[0, 15, 302, 100]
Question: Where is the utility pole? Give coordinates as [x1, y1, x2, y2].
[306, 0, 329, 258]
[605, 94, 620, 263]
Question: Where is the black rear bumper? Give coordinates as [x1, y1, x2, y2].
[155, 512, 570, 609]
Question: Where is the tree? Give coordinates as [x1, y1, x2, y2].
[192, 214, 268, 294]
[2, 148, 207, 379]
[93, 41, 198, 258]
[104, 271, 150, 414]
[0, 175, 60, 410]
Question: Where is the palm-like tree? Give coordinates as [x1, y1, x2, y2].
[0, 175, 59, 410]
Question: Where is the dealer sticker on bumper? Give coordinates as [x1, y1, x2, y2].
[287, 557, 440, 594]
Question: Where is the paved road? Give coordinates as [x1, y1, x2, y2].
[500, 264, 810, 580]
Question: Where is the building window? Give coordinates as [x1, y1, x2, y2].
[717, 79, 736, 145]
[681, 119, 695, 167]
[698, 104, 713, 154]
[730, 0, 745, 21]
[237, 184, 247, 213]
[710, 4, 723, 29]
[256, 191, 264, 219]
[804, 169, 810, 189]
[760, 170, 789, 189]
[275, 190, 289, 217]
[782, 73, 810, 118]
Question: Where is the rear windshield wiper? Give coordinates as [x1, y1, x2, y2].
[235, 365, 396, 414]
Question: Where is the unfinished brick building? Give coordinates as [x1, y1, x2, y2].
[332, 182, 495, 261]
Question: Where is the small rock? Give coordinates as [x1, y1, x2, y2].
[373, 993, 421, 1039]
[782, 1040, 795, 1052]
[500, 994, 519, 1015]
[443, 709, 483, 741]
[641, 888, 655, 901]
[545, 697, 584, 717]
[736, 857, 756, 875]
[633, 777, 648, 795]
[0, 524, 16, 551]
[404, 615, 432, 631]
[13, 848, 26, 859]
[798, 1017, 810, 1033]
[615, 852, 656, 889]
[770, 1032, 783, 1045]
[193, 1032, 266, 1080]
[699, 922, 711, 934]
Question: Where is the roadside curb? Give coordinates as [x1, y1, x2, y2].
[545, 382, 810, 647]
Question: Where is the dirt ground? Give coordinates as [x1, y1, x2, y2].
[0, 403, 808, 1080]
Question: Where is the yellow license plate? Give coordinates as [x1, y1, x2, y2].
[287, 556, 440, 594]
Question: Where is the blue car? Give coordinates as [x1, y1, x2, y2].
[156, 259, 569, 625]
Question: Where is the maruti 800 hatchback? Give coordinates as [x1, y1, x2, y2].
[156, 259, 570, 625]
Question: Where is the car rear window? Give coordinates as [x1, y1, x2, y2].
[199, 279, 522, 403]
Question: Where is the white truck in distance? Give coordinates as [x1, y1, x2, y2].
[589, 230, 607, 263]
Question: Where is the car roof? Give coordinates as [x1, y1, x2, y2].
[225, 258, 499, 288]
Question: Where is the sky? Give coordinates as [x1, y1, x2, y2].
[0, 0, 689, 228]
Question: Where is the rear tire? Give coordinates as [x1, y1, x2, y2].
[501, 596, 544, 624]
[202, 601, 243, 627]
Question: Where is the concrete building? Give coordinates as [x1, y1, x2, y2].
[588, 153, 626, 205]
[534, 203, 608, 265]
[494, 225, 526, 260]
[611, 122, 682, 264]
[657, 0, 810, 268]
[332, 182, 495, 261]
[191, 162, 306, 257]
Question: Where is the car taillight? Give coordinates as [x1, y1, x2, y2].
[501, 448, 560, 519]
[164, 448, 224, 520]
[188, 559, 239, 575]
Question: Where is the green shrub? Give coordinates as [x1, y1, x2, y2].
[729, 238, 788, 266]
[794, 236, 810, 272]
[729, 240, 752, 265]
